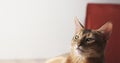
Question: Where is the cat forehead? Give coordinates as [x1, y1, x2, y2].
[76, 29, 98, 36]
[82, 29, 92, 34]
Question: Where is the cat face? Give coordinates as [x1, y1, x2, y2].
[71, 17, 112, 58]
[72, 29, 106, 57]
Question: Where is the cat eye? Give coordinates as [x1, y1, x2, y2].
[85, 38, 95, 43]
[74, 35, 79, 39]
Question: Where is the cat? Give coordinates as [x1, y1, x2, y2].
[46, 17, 112, 63]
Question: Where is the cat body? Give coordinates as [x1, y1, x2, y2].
[46, 17, 112, 63]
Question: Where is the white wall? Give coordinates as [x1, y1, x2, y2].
[0, 0, 120, 59]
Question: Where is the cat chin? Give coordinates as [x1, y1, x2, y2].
[75, 49, 101, 58]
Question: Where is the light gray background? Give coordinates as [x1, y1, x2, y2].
[0, 0, 120, 59]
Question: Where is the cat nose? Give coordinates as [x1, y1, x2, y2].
[76, 44, 81, 48]
[78, 41, 84, 46]
[78, 43, 82, 47]
[78, 43, 84, 49]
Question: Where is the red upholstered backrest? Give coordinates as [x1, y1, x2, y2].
[85, 4, 120, 63]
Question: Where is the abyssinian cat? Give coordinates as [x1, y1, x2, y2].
[46, 17, 112, 63]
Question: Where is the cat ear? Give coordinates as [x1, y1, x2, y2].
[74, 17, 84, 33]
[97, 22, 113, 39]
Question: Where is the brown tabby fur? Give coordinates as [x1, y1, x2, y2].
[46, 17, 112, 63]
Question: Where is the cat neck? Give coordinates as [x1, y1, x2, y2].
[66, 52, 104, 63]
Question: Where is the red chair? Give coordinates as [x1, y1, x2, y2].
[85, 3, 120, 63]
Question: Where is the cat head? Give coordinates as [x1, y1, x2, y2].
[71, 17, 112, 58]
